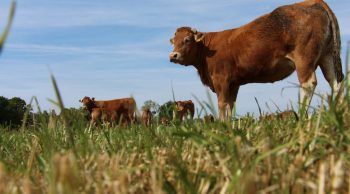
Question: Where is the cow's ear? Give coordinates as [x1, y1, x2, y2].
[92, 97, 95, 101]
[79, 99, 82, 102]
[170, 38, 174, 45]
[194, 33, 204, 42]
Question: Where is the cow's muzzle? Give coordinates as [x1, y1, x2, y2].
[169, 52, 181, 63]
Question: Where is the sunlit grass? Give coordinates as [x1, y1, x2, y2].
[1, 72, 350, 193]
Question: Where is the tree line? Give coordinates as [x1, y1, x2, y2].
[0, 96, 27, 127]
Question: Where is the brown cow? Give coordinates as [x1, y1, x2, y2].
[141, 108, 152, 127]
[174, 100, 195, 121]
[169, 0, 343, 120]
[90, 108, 118, 126]
[79, 96, 136, 125]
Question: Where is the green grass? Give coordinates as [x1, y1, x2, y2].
[0, 90, 350, 193]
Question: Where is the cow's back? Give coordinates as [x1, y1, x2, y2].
[94, 98, 136, 123]
[95, 98, 135, 113]
[211, 1, 335, 85]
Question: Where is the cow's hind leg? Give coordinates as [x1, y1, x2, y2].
[299, 72, 317, 107]
[293, 58, 318, 115]
[291, 36, 325, 116]
[297, 68, 317, 117]
[319, 54, 342, 99]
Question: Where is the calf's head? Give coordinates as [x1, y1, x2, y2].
[175, 101, 186, 112]
[169, 27, 204, 66]
[79, 96, 96, 110]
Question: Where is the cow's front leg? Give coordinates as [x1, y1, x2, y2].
[217, 84, 239, 121]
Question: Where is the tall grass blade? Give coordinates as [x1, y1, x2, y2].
[0, 0, 16, 53]
[253, 140, 297, 167]
[33, 97, 42, 114]
[346, 41, 349, 79]
[21, 97, 34, 130]
[254, 97, 262, 117]
[192, 94, 208, 117]
[171, 81, 176, 102]
[50, 72, 75, 147]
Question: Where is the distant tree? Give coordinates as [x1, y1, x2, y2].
[158, 101, 175, 119]
[8, 97, 27, 125]
[0, 96, 10, 124]
[0, 96, 28, 127]
[141, 100, 160, 115]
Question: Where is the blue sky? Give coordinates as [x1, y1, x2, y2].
[0, 0, 349, 116]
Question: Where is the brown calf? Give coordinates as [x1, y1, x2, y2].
[204, 114, 215, 123]
[260, 110, 299, 121]
[174, 100, 195, 121]
[160, 117, 170, 125]
[141, 108, 152, 127]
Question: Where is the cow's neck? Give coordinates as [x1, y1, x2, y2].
[87, 101, 99, 113]
[94, 101, 104, 108]
[87, 108, 93, 115]
[193, 32, 215, 92]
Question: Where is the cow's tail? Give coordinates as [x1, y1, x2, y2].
[318, 0, 344, 83]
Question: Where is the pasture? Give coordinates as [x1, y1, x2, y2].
[1, 0, 350, 193]
[1, 80, 350, 193]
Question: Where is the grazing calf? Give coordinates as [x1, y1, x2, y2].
[204, 114, 215, 123]
[160, 117, 170, 125]
[260, 110, 299, 121]
[79, 96, 136, 125]
[141, 108, 152, 127]
[174, 100, 195, 121]
[169, 0, 343, 120]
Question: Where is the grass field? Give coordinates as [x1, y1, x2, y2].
[1, 84, 350, 194]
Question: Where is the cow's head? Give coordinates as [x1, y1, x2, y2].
[79, 96, 95, 110]
[169, 27, 204, 66]
[175, 101, 185, 112]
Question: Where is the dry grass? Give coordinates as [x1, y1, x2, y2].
[0, 90, 350, 194]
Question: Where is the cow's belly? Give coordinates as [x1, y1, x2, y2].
[242, 57, 295, 84]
